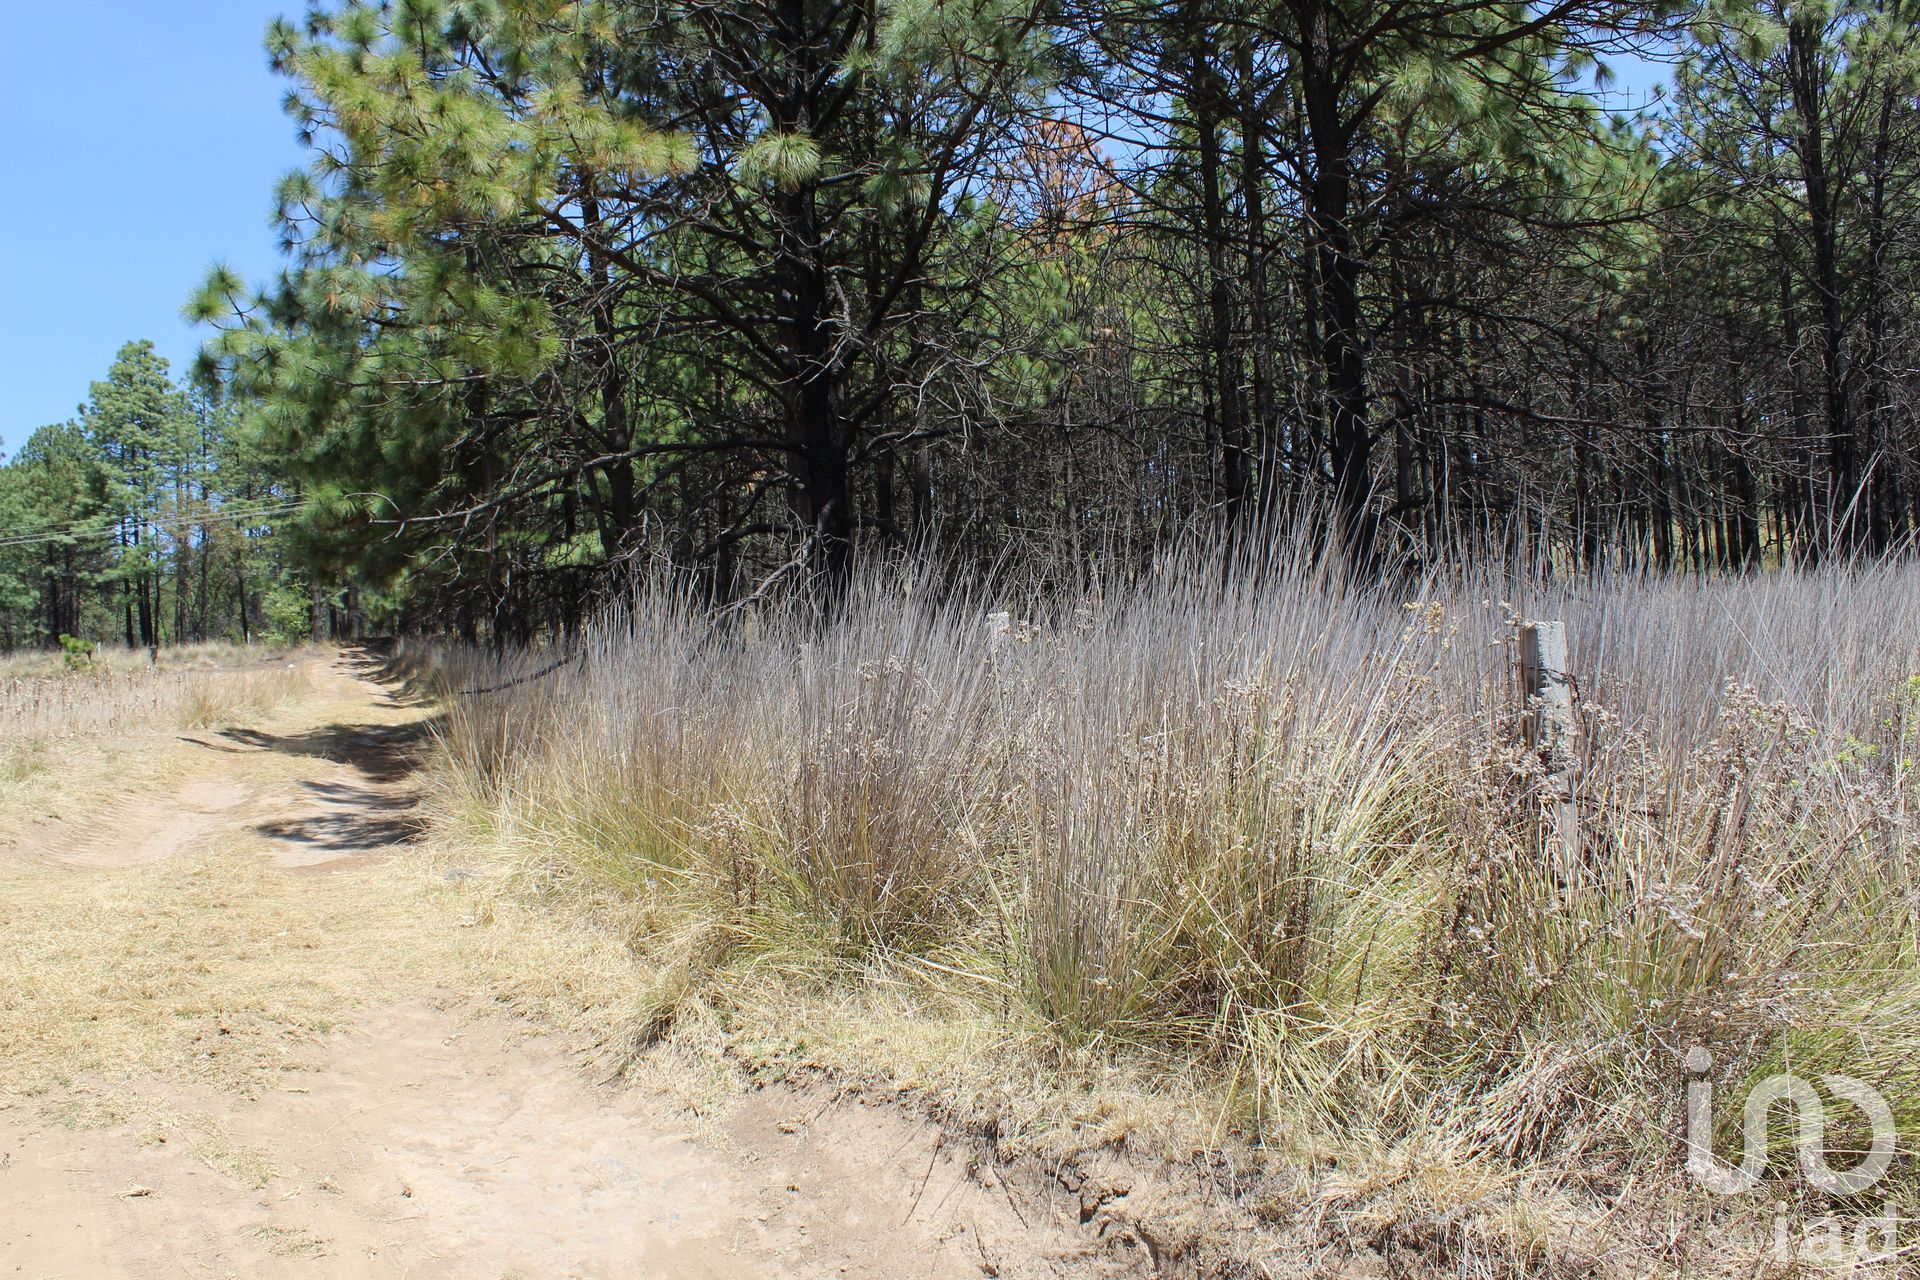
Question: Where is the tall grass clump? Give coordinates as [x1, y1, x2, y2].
[0, 652, 309, 745]
[423, 544, 1920, 1204]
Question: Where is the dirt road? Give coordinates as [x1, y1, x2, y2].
[0, 653, 1101, 1279]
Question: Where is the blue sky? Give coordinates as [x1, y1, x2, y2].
[0, 0, 301, 457]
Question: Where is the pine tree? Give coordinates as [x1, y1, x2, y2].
[197, 0, 1048, 625]
[1674, 0, 1920, 555]
[84, 341, 193, 647]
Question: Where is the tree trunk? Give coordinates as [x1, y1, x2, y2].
[1787, 16, 1855, 554]
[1190, 42, 1248, 533]
[1299, 0, 1374, 568]
[580, 184, 640, 548]
[1237, 37, 1278, 516]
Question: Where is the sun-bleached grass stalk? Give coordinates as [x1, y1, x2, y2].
[0, 638, 295, 683]
[415, 544, 1920, 1202]
[0, 654, 311, 746]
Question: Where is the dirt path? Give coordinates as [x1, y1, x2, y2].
[0, 653, 1105, 1279]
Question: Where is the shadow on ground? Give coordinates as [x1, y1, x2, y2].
[214, 721, 432, 784]
[180, 646, 442, 859]
[253, 776, 427, 853]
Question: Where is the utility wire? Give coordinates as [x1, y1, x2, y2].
[444, 647, 586, 696]
[0, 498, 311, 551]
[0, 504, 307, 550]
[0, 495, 306, 539]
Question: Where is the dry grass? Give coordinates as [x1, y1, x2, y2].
[0, 845, 432, 1108]
[407, 550, 1920, 1273]
[0, 776, 526, 1206]
[0, 654, 311, 857]
[2, 602, 1906, 1272]
[0, 656, 310, 747]
[0, 639, 295, 681]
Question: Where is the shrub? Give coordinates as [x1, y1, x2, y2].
[58, 634, 95, 671]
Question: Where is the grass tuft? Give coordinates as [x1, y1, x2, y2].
[412, 546, 1920, 1261]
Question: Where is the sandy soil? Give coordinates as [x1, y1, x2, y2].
[0, 653, 1116, 1280]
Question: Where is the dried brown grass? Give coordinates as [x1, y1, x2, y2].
[0, 655, 310, 746]
[413, 545, 1920, 1275]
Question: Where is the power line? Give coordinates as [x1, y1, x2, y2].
[0, 494, 306, 540]
[0, 504, 308, 549]
[0, 498, 311, 551]
[0, 498, 307, 544]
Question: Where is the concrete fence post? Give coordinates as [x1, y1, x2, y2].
[1519, 620, 1580, 870]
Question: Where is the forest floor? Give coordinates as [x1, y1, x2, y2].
[0, 651, 1116, 1279]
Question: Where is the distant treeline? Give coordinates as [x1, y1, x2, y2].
[0, 341, 339, 652]
[163, 0, 1920, 636]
